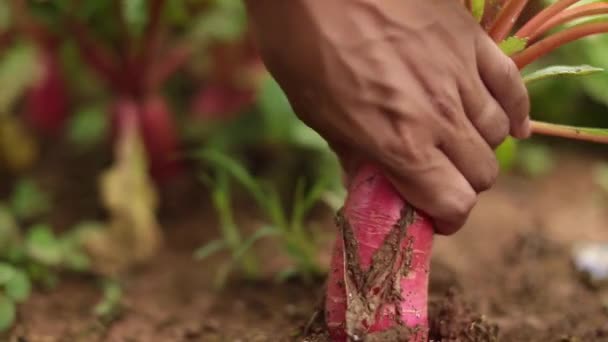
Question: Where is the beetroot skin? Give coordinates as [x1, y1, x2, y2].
[140, 95, 183, 181]
[325, 164, 434, 341]
[111, 96, 183, 182]
[190, 84, 255, 121]
[25, 49, 69, 136]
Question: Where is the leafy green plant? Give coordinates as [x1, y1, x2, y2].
[93, 278, 123, 324]
[0, 179, 120, 332]
[195, 165, 266, 288]
[194, 148, 333, 286]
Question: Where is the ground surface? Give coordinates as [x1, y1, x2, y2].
[5, 148, 608, 341]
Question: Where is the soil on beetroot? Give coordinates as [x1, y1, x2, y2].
[4, 147, 608, 342]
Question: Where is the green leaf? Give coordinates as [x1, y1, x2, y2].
[499, 36, 528, 56]
[191, 0, 247, 43]
[196, 149, 266, 205]
[0, 263, 16, 284]
[232, 226, 280, 262]
[194, 239, 227, 261]
[257, 75, 295, 141]
[565, 34, 608, 106]
[0, 43, 40, 114]
[274, 267, 298, 283]
[291, 177, 328, 231]
[122, 0, 148, 37]
[523, 65, 604, 84]
[67, 106, 108, 151]
[471, 0, 486, 22]
[94, 280, 123, 322]
[10, 179, 51, 221]
[0, 205, 19, 252]
[518, 143, 555, 178]
[213, 261, 234, 289]
[164, 0, 190, 27]
[25, 224, 63, 266]
[0, 295, 16, 332]
[0, 1, 11, 31]
[58, 230, 91, 272]
[5, 270, 31, 303]
[593, 163, 608, 195]
[496, 136, 518, 171]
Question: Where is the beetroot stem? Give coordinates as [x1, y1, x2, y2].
[147, 43, 193, 90]
[512, 22, 608, 69]
[516, 0, 581, 39]
[68, 19, 123, 89]
[528, 3, 608, 42]
[140, 0, 168, 87]
[531, 121, 608, 144]
[489, 0, 531, 42]
[9, 0, 55, 48]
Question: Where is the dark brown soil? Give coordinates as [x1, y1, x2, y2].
[5, 150, 608, 341]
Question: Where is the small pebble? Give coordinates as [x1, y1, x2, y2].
[572, 242, 608, 287]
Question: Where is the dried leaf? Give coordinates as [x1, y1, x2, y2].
[84, 112, 162, 275]
[0, 115, 38, 172]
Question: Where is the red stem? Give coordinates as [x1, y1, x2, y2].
[528, 3, 608, 42]
[111, 0, 141, 96]
[512, 22, 608, 69]
[140, 0, 167, 90]
[68, 19, 123, 89]
[9, 0, 56, 48]
[0, 30, 13, 51]
[147, 43, 193, 90]
[516, 0, 580, 39]
[489, 0, 531, 42]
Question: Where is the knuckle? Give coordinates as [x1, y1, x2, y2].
[503, 61, 530, 118]
[478, 103, 509, 148]
[431, 91, 462, 126]
[383, 122, 430, 164]
[488, 129, 509, 149]
[508, 89, 530, 121]
[437, 189, 476, 235]
[455, 188, 477, 219]
[472, 158, 499, 192]
[487, 117, 510, 148]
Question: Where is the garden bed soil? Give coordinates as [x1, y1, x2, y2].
[5, 149, 608, 341]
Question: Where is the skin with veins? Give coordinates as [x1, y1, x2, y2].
[245, 0, 530, 235]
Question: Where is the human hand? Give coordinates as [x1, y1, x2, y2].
[246, 0, 530, 234]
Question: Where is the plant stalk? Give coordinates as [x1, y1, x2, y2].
[516, 0, 581, 38]
[68, 19, 123, 89]
[512, 22, 608, 68]
[148, 43, 192, 90]
[531, 121, 608, 144]
[489, 0, 531, 42]
[140, 0, 168, 90]
[528, 3, 608, 42]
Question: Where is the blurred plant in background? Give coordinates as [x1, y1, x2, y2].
[0, 0, 344, 323]
[0, 179, 123, 330]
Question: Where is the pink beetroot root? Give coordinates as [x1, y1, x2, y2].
[25, 49, 69, 136]
[325, 164, 434, 341]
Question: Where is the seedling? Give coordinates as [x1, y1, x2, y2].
[195, 149, 333, 287]
[325, 1, 608, 340]
[195, 164, 266, 288]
